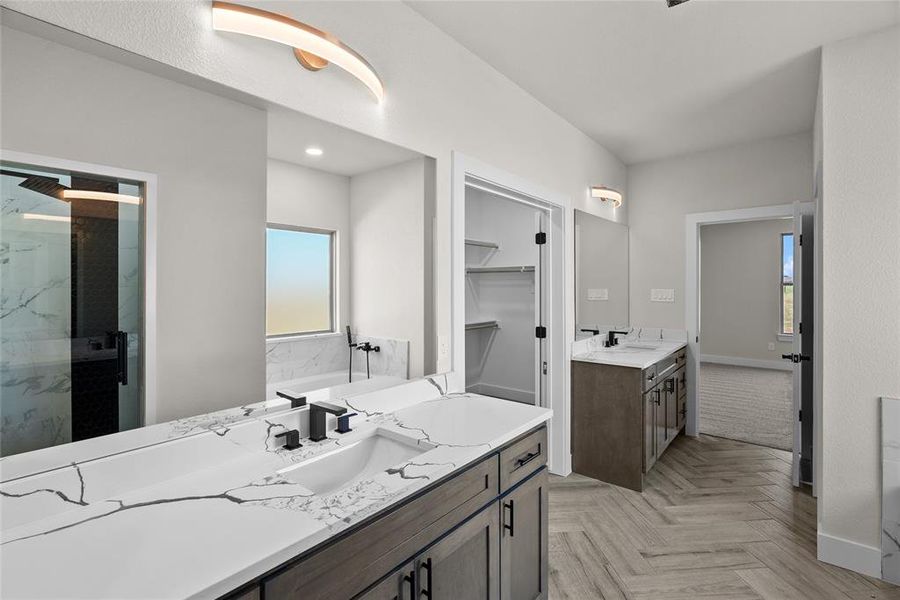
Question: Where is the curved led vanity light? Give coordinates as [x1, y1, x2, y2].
[590, 186, 623, 208]
[61, 190, 141, 205]
[211, 1, 385, 103]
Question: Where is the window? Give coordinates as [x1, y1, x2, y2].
[781, 233, 794, 335]
[266, 225, 334, 337]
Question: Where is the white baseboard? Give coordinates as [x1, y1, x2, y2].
[700, 354, 793, 372]
[466, 382, 535, 405]
[817, 530, 883, 579]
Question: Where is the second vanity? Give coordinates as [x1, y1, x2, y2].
[0, 378, 551, 599]
[571, 334, 687, 492]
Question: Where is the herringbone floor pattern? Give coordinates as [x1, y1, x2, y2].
[548, 434, 898, 600]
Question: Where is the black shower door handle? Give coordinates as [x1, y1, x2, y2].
[117, 331, 128, 385]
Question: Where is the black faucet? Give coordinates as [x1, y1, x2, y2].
[276, 391, 307, 409]
[274, 429, 302, 450]
[336, 412, 358, 434]
[580, 328, 600, 336]
[605, 330, 631, 347]
[308, 401, 347, 442]
[356, 341, 381, 379]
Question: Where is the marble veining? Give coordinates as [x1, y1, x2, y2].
[883, 396, 900, 584]
[572, 327, 687, 369]
[0, 379, 549, 599]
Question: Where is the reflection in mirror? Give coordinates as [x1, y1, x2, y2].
[574, 209, 629, 339]
[0, 19, 436, 462]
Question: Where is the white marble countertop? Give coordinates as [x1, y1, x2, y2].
[572, 337, 687, 369]
[0, 375, 552, 599]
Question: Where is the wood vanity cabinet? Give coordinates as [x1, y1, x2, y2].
[223, 425, 548, 600]
[572, 348, 687, 492]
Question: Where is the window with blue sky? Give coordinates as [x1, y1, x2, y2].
[782, 233, 794, 335]
[266, 226, 333, 337]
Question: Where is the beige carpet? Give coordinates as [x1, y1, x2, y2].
[699, 362, 793, 450]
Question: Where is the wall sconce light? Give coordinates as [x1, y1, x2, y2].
[211, 1, 385, 102]
[590, 186, 623, 208]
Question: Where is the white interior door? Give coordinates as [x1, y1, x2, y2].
[790, 205, 803, 486]
[534, 212, 547, 407]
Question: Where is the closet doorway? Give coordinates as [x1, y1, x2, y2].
[464, 179, 548, 407]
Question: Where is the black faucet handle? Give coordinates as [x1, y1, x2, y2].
[336, 413, 358, 434]
[276, 391, 307, 408]
[310, 401, 347, 416]
[274, 429, 302, 450]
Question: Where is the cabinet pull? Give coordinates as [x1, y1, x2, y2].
[654, 389, 661, 406]
[515, 448, 541, 470]
[665, 378, 675, 393]
[503, 499, 515, 537]
[419, 557, 433, 598]
[403, 570, 416, 599]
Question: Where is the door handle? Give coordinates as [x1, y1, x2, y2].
[503, 499, 515, 537]
[116, 331, 128, 385]
[403, 570, 416, 600]
[782, 353, 811, 364]
[419, 557, 433, 599]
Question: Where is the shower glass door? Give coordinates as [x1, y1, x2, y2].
[1, 160, 143, 457]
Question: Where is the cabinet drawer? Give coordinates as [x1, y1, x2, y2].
[675, 366, 687, 400]
[264, 455, 499, 600]
[499, 426, 547, 492]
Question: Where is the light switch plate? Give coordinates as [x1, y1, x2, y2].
[768, 342, 776, 351]
[587, 288, 608, 301]
[650, 288, 675, 303]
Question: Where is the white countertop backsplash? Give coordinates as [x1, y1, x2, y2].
[0, 375, 551, 599]
[571, 327, 687, 369]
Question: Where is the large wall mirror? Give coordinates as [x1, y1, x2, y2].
[0, 14, 438, 461]
[574, 209, 629, 338]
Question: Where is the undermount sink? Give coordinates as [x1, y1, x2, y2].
[278, 431, 426, 495]
[601, 343, 658, 352]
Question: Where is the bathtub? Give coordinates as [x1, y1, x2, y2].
[266, 371, 406, 402]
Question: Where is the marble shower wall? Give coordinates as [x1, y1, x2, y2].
[1, 178, 73, 457]
[883, 397, 900, 584]
[266, 333, 409, 385]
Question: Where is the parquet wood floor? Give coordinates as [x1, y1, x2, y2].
[549, 434, 898, 599]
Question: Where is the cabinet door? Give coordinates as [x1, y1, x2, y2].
[416, 502, 500, 600]
[666, 376, 678, 444]
[356, 563, 416, 600]
[643, 389, 657, 472]
[654, 386, 666, 456]
[500, 469, 548, 600]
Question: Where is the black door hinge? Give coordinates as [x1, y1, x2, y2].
[799, 234, 803, 246]
[535, 326, 547, 339]
[535, 232, 546, 245]
[799, 322, 803, 335]
[798, 410, 802, 422]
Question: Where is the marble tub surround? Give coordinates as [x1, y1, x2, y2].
[883, 397, 900, 584]
[0, 376, 550, 599]
[265, 332, 409, 385]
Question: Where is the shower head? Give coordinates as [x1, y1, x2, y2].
[346, 325, 355, 347]
[1, 169, 68, 200]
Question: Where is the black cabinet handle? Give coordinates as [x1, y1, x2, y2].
[403, 570, 416, 600]
[665, 378, 675, 393]
[503, 499, 515, 537]
[654, 389, 661, 406]
[419, 557, 432, 598]
[515, 448, 541, 470]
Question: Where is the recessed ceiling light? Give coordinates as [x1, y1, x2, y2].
[305, 147, 324, 157]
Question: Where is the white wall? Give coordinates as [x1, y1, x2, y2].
[1, 0, 628, 375]
[628, 132, 813, 329]
[700, 219, 793, 362]
[818, 25, 900, 569]
[267, 159, 351, 333]
[0, 26, 267, 423]
[349, 158, 431, 378]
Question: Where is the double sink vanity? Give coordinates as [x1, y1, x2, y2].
[571, 332, 688, 492]
[0, 379, 551, 599]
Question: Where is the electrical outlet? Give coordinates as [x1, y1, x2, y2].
[650, 288, 675, 303]
[768, 342, 775, 351]
[587, 288, 608, 301]
[438, 335, 449, 359]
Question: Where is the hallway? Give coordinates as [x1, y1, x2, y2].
[549, 435, 897, 599]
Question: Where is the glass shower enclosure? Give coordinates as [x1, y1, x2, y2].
[1, 160, 143, 457]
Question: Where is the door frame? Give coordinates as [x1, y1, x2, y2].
[0, 149, 158, 426]
[684, 203, 817, 485]
[451, 152, 570, 475]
